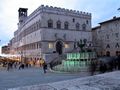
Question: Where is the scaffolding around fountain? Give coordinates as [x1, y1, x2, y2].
[53, 52, 97, 72]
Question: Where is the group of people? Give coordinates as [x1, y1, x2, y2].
[1, 55, 120, 74]
[3, 61, 30, 71]
[90, 55, 120, 75]
[6, 61, 31, 71]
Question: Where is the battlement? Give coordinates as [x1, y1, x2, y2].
[28, 5, 91, 19]
[39, 5, 91, 16]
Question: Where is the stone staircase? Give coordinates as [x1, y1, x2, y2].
[49, 54, 67, 67]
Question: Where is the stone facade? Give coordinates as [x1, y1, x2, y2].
[1, 45, 10, 54]
[92, 17, 120, 56]
[10, 5, 92, 61]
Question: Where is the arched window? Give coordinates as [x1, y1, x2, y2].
[86, 20, 89, 24]
[39, 20, 41, 29]
[82, 23, 86, 30]
[64, 21, 69, 29]
[106, 34, 109, 39]
[48, 19, 53, 28]
[56, 20, 61, 29]
[106, 51, 110, 56]
[73, 18, 75, 22]
[106, 44, 110, 48]
[115, 43, 119, 48]
[76, 23, 80, 30]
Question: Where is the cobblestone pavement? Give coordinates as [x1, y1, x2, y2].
[0, 67, 91, 90]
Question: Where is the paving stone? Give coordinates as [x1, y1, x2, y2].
[8, 71, 120, 90]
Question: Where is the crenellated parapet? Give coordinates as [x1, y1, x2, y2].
[40, 5, 91, 16]
[28, 5, 91, 20]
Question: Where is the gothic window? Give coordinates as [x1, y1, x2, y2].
[82, 23, 86, 30]
[76, 23, 80, 30]
[48, 19, 53, 28]
[106, 34, 109, 39]
[39, 21, 41, 29]
[115, 43, 119, 48]
[34, 24, 36, 31]
[39, 42, 41, 48]
[56, 20, 61, 29]
[115, 33, 119, 38]
[106, 44, 110, 48]
[36, 22, 39, 30]
[73, 18, 75, 22]
[64, 21, 69, 29]
[37, 43, 39, 49]
[86, 20, 89, 24]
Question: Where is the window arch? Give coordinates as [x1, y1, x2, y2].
[76, 23, 80, 30]
[106, 34, 109, 39]
[64, 21, 69, 29]
[82, 23, 86, 30]
[86, 20, 89, 24]
[115, 43, 119, 48]
[38, 20, 41, 29]
[106, 44, 110, 48]
[56, 20, 61, 29]
[48, 19, 53, 28]
[106, 51, 110, 56]
[73, 18, 75, 22]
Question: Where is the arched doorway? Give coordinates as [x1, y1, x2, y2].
[56, 41, 63, 55]
[116, 51, 119, 56]
[106, 51, 110, 56]
[116, 51, 120, 56]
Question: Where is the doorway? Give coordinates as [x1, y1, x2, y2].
[56, 41, 63, 55]
[106, 51, 110, 56]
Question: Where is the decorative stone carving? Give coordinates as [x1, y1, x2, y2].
[63, 34, 66, 40]
[54, 33, 58, 38]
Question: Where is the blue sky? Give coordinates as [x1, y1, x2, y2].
[0, 0, 120, 51]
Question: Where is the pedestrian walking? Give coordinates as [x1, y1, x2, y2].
[99, 61, 107, 73]
[43, 62, 47, 73]
[90, 60, 97, 75]
[7, 62, 10, 71]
